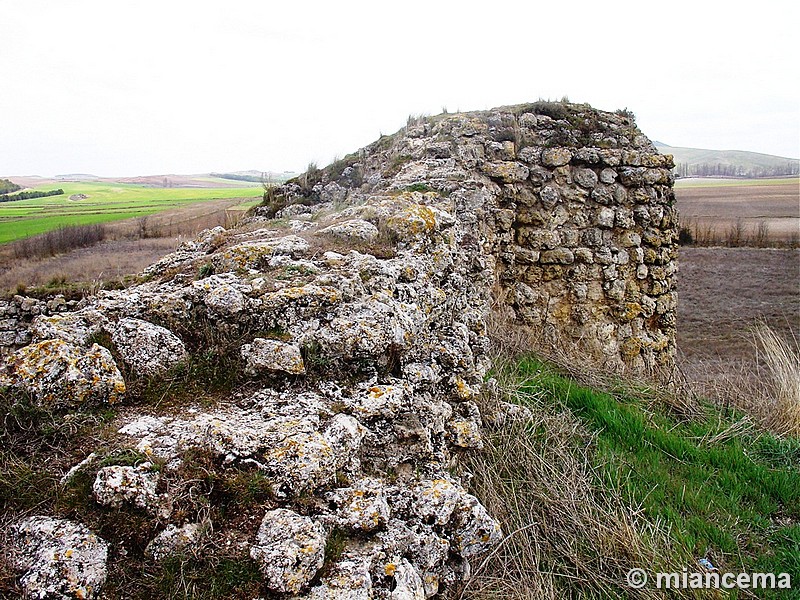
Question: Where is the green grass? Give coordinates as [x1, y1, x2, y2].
[509, 357, 799, 592]
[0, 182, 260, 244]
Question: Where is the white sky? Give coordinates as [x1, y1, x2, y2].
[1, 0, 798, 176]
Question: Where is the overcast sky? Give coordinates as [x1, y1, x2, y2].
[2, 0, 798, 177]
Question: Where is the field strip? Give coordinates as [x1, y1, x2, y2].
[0, 181, 260, 245]
[675, 177, 799, 188]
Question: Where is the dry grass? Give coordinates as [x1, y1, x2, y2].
[0, 238, 178, 293]
[13, 223, 107, 259]
[455, 308, 686, 599]
[464, 303, 799, 599]
[679, 216, 798, 248]
[458, 376, 676, 600]
[752, 325, 800, 435]
[702, 325, 800, 438]
[484, 303, 698, 418]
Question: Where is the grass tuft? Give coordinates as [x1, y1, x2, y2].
[750, 325, 800, 436]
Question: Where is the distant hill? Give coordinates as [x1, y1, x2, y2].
[655, 143, 800, 178]
[54, 173, 101, 181]
[210, 170, 299, 184]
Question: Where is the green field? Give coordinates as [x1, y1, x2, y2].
[0, 182, 261, 245]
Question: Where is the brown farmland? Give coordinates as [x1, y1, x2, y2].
[677, 246, 799, 393]
[674, 178, 799, 244]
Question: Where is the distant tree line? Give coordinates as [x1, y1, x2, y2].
[0, 178, 21, 194]
[210, 172, 264, 183]
[675, 162, 800, 178]
[0, 188, 64, 202]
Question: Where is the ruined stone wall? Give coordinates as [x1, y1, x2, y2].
[485, 110, 679, 373]
[294, 102, 678, 374]
[0, 102, 677, 598]
[0, 294, 74, 352]
[1, 104, 677, 374]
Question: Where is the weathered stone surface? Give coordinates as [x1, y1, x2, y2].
[481, 161, 529, 183]
[384, 203, 455, 242]
[540, 248, 575, 264]
[214, 235, 310, 271]
[111, 317, 186, 376]
[192, 273, 249, 317]
[145, 522, 204, 561]
[449, 493, 504, 557]
[328, 477, 391, 532]
[93, 464, 163, 515]
[241, 337, 305, 375]
[11, 516, 109, 600]
[387, 559, 426, 599]
[30, 309, 107, 346]
[304, 554, 373, 599]
[320, 219, 379, 242]
[541, 147, 572, 167]
[573, 167, 599, 189]
[250, 508, 326, 594]
[0, 339, 125, 406]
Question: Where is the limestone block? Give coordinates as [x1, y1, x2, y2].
[241, 338, 305, 375]
[541, 147, 572, 167]
[320, 219, 379, 242]
[572, 167, 598, 189]
[93, 465, 162, 515]
[0, 339, 125, 407]
[11, 516, 109, 600]
[112, 317, 186, 377]
[250, 508, 326, 594]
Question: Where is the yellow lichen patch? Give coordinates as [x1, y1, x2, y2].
[448, 419, 483, 448]
[550, 298, 572, 321]
[369, 386, 389, 399]
[4, 339, 125, 407]
[215, 242, 276, 271]
[267, 285, 342, 307]
[620, 337, 642, 358]
[623, 302, 642, 320]
[454, 377, 473, 399]
[481, 161, 530, 183]
[425, 479, 454, 500]
[385, 204, 438, 240]
[384, 563, 397, 577]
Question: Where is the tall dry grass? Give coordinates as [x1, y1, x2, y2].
[458, 374, 677, 599]
[13, 224, 107, 259]
[746, 325, 799, 437]
[687, 324, 800, 438]
[455, 306, 688, 599]
[679, 216, 798, 248]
